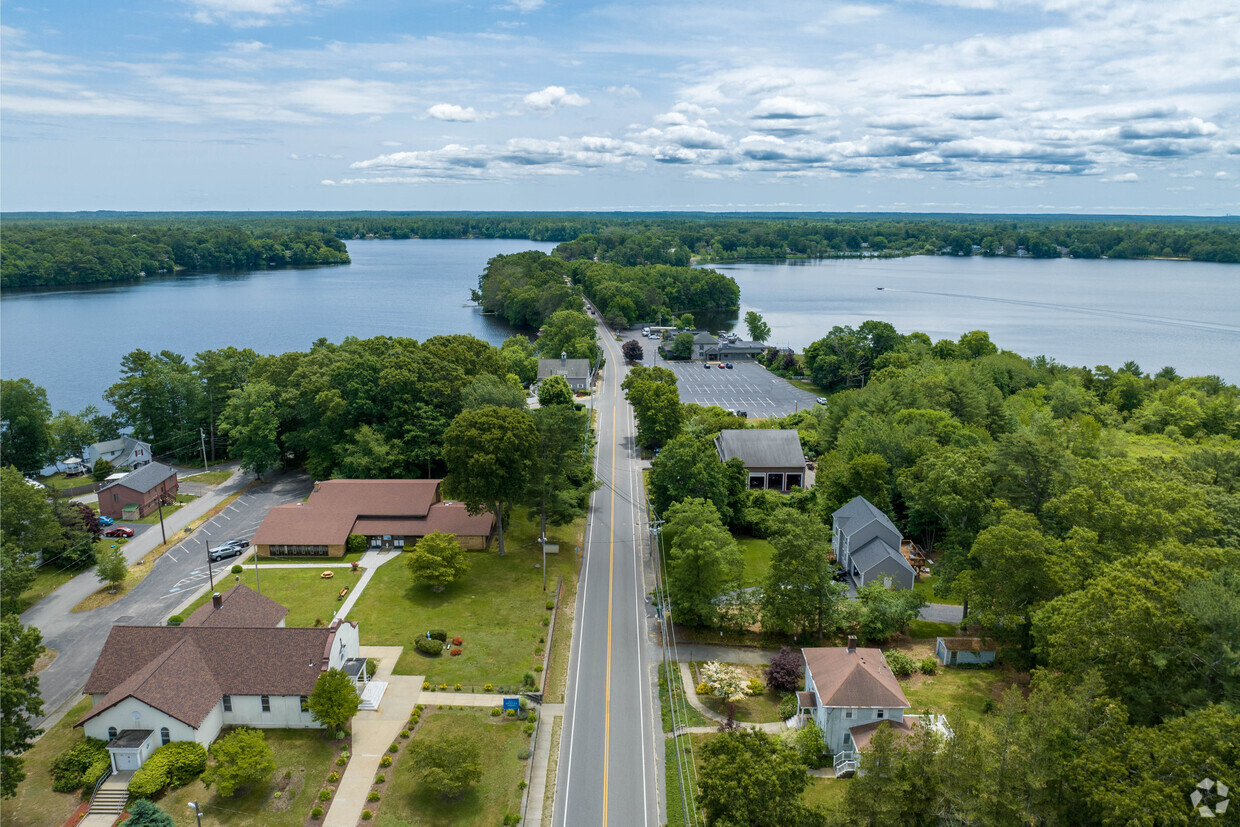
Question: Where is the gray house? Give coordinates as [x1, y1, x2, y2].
[536, 352, 593, 392]
[90, 436, 153, 470]
[936, 637, 996, 667]
[800, 638, 911, 776]
[714, 429, 807, 492]
[831, 496, 916, 590]
[691, 332, 719, 360]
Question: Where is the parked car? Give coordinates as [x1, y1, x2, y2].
[815, 396, 828, 405]
[703, 363, 710, 369]
[104, 526, 134, 538]
[725, 362, 734, 369]
[208, 545, 243, 562]
[97, 515, 115, 526]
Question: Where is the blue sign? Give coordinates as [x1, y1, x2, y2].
[503, 697, 520, 711]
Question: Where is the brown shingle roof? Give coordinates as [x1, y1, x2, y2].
[181, 585, 288, 628]
[802, 647, 909, 709]
[252, 479, 493, 547]
[79, 624, 350, 728]
[849, 719, 915, 751]
[938, 637, 992, 652]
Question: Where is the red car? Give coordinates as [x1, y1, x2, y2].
[104, 526, 135, 538]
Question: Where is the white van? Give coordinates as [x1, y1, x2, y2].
[642, 327, 651, 336]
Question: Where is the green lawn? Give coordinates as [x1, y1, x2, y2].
[375, 709, 528, 827]
[35, 472, 91, 490]
[182, 470, 232, 485]
[127, 496, 194, 524]
[900, 667, 1012, 724]
[913, 575, 961, 606]
[907, 619, 959, 639]
[176, 566, 367, 628]
[803, 776, 848, 812]
[688, 660, 785, 723]
[348, 512, 581, 686]
[659, 661, 712, 732]
[158, 729, 340, 826]
[14, 564, 84, 614]
[736, 535, 775, 587]
[4, 696, 95, 827]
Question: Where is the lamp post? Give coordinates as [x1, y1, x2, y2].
[188, 801, 203, 827]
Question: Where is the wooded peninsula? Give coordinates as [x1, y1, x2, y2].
[3, 211, 1237, 289]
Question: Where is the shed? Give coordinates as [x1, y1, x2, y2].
[935, 637, 996, 667]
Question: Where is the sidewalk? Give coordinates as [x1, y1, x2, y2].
[324, 647, 422, 827]
[526, 703, 564, 826]
[676, 662, 785, 734]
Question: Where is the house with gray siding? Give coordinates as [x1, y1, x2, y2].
[831, 496, 916, 590]
[537, 352, 594, 391]
[800, 638, 911, 776]
[714, 429, 808, 492]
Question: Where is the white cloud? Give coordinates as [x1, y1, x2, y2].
[748, 96, 831, 120]
[607, 84, 641, 99]
[505, 0, 545, 10]
[426, 103, 480, 122]
[1107, 172, 1141, 182]
[523, 85, 589, 112]
[187, 0, 303, 27]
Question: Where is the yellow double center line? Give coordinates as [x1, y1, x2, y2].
[602, 368, 617, 825]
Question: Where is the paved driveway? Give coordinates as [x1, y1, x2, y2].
[621, 330, 820, 417]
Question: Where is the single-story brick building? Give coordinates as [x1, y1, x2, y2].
[251, 479, 495, 557]
[97, 462, 179, 521]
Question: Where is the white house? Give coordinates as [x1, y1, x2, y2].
[78, 586, 360, 773]
[799, 638, 911, 777]
[831, 496, 916, 590]
[89, 436, 154, 471]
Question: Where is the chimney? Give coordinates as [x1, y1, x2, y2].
[212, 592, 223, 609]
[847, 635, 857, 653]
[561, 351, 567, 366]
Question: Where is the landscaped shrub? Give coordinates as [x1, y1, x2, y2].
[795, 722, 827, 769]
[82, 756, 111, 790]
[484, 683, 494, 692]
[231, 564, 243, 574]
[375, 774, 386, 783]
[414, 636, 443, 656]
[319, 789, 332, 801]
[523, 723, 535, 735]
[746, 677, 765, 696]
[167, 614, 184, 626]
[452, 637, 464, 646]
[491, 708, 502, 717]
[885, 650, 917, 678]
[311, 806, 324, 818]
[454, 683, 462, 691]
[506, 709, 517, 717]
[778, 693, 798, 720]
[328, 772, 339, 783]
[696, 682, 711, 695]
[400, 730, 409, 739]
[450, 648, 463, 657]
[362, 810, 373, 820]
[518, 780, 528, 790]
[517, 749, 531, 760]
[389, 743, 399, 753]
[919, 657, 939, 675]
[380, 756, 392, 768]
[52, 738, 108, 792]
[765, 646, 804, 692]
[368, 791, 380, 801]
[427, 629, 448, 642]
[423, 681, 431, 690]
[534, 664, 543, 672]
[541, 616, 551, 626]
[546, 600, 555, 610]
[527, 711, 537, 723]
[128, 741, 208, 798]
[522, 673, 536, 688]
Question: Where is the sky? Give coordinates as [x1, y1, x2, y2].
[2, 0, 1238, 214]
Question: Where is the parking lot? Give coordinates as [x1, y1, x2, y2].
[624, 330, 821, 417]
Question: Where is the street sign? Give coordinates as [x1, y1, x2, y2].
[503, 697, 520, 711]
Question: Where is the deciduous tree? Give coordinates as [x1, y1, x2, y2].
[0, 466, 61, 612]
[443, 405, 538, 555]
[0, 378, 53, 472]
[95, 545, 129, 593]
[217, 380, 281, 479]
[761, 509, 846, 639]
[203, 727, 275, 797]
[744, 311, 771, 343]
[622, 339, 644, 362]
[663, 499, 742, 628]
[0, 617, 44, 798]
[536, 375, 574, 408]
[307, 667, 361, 732]
[622, 365, 683, 449]
[696, 729, 813, 827]
[411, 734, 482, 800]
[406, 532, 471, 591]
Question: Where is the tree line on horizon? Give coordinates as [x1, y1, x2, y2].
[4, 212, 1237, 289]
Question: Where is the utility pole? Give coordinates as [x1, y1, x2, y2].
[199, 428, 211, 473]
[206, 544, 215, 592]
[156, 491, 170, 545]
[254, 544, 261, 595]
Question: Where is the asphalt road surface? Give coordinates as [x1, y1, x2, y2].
[23, 470, 313, 727]
[626, 331, 821, 416]
[556, 323, 660, 826]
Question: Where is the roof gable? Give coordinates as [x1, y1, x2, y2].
[851, 537, 916, 576]
[832, 496, 900, 537]
[803, 646, 909, 709]
[182, 584, 288, 628]
[537, 358, 591, 381]
[252, 479, 456, 546]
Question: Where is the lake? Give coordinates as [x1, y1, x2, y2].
[2, 240, 1237, 414]
[718, 255, 1239, 380]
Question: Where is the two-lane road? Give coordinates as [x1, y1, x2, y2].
[556, 323, 660, 826]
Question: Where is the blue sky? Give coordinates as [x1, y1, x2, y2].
[2, 0, 1237, 213]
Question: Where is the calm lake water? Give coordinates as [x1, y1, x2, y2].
[2, 239, 1237, 414]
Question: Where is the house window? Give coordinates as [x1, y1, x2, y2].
[844, 709, 853, 719]
[161, 727, 171, 745]
[222, 695, 232, 712]
[113, 493, 119, 502]
[876, 709, 884, 719]
[108, 726, 118, 740]
[261, 695, 271, 713]
[300, 695, 309, 712]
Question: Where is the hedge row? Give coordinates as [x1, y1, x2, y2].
[128, 742, 208, 798]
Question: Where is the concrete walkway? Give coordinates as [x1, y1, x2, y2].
[526, 703, 564, 827]
[324, 646, 422, 827]
[335, 550, 403, 619]
[676, 662, 785, 734]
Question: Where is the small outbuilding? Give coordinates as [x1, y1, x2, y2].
[935, 637, 996, 667]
